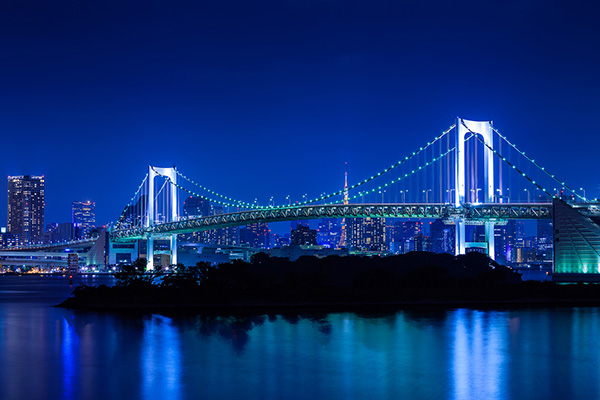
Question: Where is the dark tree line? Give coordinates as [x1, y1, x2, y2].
[64, 251, 589, 309]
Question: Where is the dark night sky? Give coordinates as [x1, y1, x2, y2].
[0, 0, 599, 226]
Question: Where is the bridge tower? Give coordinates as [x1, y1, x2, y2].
[146, 166, 178, 270]
[454, 118, 496, 258]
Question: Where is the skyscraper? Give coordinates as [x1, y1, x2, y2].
[72, 200, 96, 238]
[7, 175, 45, 244]
[183, 196, 211, 217]
[291, 224, 317, 245]
[317, 219, 342, 248]
[181, 196, 211, 243]
[347, 217, 386, 252]
[429, 219, 455, 254]
[239, 223, 270, 248]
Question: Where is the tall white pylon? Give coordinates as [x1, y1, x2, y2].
[454, 118, 496, 259]
[145, 165, 178, 270]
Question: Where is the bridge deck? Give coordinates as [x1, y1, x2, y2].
[111, 202, 553, 241]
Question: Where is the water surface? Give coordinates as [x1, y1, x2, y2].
[0, 275, 598, 400]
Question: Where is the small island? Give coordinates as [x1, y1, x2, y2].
[58, 252, 600, 312]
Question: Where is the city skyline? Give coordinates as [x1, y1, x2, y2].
[1, 1, 598, 227]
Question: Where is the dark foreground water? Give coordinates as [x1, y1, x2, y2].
[1, 276, 599, 400]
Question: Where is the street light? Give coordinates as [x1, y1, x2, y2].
[423, 189, 432, 203]
[524, 188, 530, 203]
[446, 188, 456, 204]
[469, 188, 481, 203]
[379, 190, 386, 203]
[580, 187, 586, 201]
[495, 188, 502, 203]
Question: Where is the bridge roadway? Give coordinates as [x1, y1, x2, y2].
[110, 202, 553, 242]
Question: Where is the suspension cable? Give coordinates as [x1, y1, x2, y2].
[177, 123, 456, 209]
[152, 168, 250, 209]
[115, 174, 149, 228]
[491, 126, 586, 200]
[460, 120, 576, 200]
[344, 145, 457, 203]
[159, 142, 457, 210]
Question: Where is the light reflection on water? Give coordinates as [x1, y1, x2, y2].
[1, 275, 600, 400]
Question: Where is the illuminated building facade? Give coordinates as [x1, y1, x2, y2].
[181, 196, 211, 243]
[291, 224, 317, 245]
[239, 223, 270, 248]
[317, 219, 342, 248]
[429, 219, 454, 254]
[391, 220, 423, 253]
[7, 175, 45, 244]
[72, 200, 96, 238]
[347, 217, 386, 252]
[553, 198, 600, 279]
[211, 205, 239, 246]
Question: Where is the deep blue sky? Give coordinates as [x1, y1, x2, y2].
[0, 0, 598, 226]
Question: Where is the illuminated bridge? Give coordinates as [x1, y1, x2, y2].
[5, 117, 599, 280]
[110, 202, 553, 240]
[103, 117, 600, 280]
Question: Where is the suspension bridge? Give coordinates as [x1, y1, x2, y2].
[4, 118, 600, 280]
[103, 117, 600, 279]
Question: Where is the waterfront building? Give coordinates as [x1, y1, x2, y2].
[57, 222, 75, 242]
[347, 217, 386, 252]
[181, 196, 211, 243]
[537, 219, 553, 261]
[494, 220, 517, 264]
[414, 234, 432, 252]
[429, 219, 454, 254]
[7, 175, 45, 244]
[291, 224, 317, 245]
[211, 205, 239, 246]
[0, 232, 20, 248]
[183, 196, 210, 217]
[239, 223, 270, 248]
[72, 200, 96, 239]
[396, 220, 423, 253]
[317, 219, 342, 248]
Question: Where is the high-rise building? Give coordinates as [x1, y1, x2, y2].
[429, 219, 454, 254]
[211, 205, 239, 246]
[291, 224, 317, 245]
[72, 200, 96, 239]
[271, 233, 289, 247]
[239, 223, 270, 248]
[183, 196, 210, 218]
[414, 234, 432, 252]
[347, 217, 386, 252]
[0, 232, 20, 248]
[7, 175, 45, 244]
[317, 219, 342, 248]
[495, 220, 517, 264]
[392, 220, 423, 253]
[181, 196, 211, 243]
[537, 219, 553, 260]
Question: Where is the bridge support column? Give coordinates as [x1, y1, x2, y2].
[454, 118, 496, 257]
[170, 234, 178, 265]
[455, 218, 466, 255]
[146, 236, 154, 271]
[145, 165, 179, 271]
[485, 222, 495, 260]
